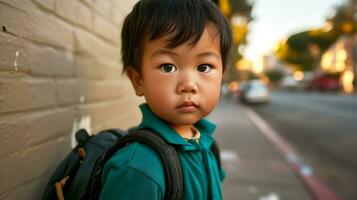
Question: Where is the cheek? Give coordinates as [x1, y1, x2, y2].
[143, 76, 176, 105]
[200, 75, 222, 112]
[206, 83, 221, 105]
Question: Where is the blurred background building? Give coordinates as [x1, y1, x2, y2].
[215, 0, 356, 94]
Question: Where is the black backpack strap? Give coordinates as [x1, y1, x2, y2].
[103, 129, 183, 200]
[210, 140, 221, 171]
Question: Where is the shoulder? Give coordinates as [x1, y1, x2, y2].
[103, 142, 166, 189]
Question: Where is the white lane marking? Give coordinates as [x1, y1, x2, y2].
[259, 193, 280, 200]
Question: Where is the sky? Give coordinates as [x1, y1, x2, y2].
[244, 0, 348, 63]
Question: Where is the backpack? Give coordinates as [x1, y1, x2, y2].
[41, 128, 221, 200]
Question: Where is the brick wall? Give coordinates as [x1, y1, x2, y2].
[0, 0, 141, 199]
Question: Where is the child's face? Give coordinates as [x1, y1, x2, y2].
[128, 24, 223, 126]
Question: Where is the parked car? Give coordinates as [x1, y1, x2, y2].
[305, 74, 340, 91]
[240, 80, 270, 104]
[281, 76, 298, 90]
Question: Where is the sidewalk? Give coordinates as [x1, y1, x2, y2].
[208, 97, 312, 200]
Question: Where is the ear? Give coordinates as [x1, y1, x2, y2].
[126, 67, 144, 96]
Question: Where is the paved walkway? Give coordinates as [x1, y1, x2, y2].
[208, 96, 312, 200]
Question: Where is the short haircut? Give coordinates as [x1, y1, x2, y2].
[121, 0, 232, 74]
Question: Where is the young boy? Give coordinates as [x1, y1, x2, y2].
[100, 0, 232, 199]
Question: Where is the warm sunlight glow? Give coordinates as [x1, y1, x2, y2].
[293, 71, 304, 81]
[252, 57, 263, 74]
[236, 59, 252, 71]
[321, 52, 333, 70]
[219, 0, 231, 16]
[228, 81, 239, 92]
[341, 70, 354, 93]
[336, 47, 347, 61]
[259, 74, 270, 84]
[323, 21, 333, 32]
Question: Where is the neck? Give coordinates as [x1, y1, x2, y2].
[170, 124, 194, 139]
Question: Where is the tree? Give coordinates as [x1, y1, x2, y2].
[275, 0, 356, 72]
[217, 0, 253, 81]
[265, 69, 284, 83]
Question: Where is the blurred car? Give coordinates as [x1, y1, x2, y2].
[240, 80, 270, 104]
[281, 76, 298, 90]
[305, 74, 340, 91]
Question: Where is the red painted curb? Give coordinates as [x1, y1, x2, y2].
[241, 104, 341, 200]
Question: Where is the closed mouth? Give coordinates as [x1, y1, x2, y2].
[177, 101, 198, 108]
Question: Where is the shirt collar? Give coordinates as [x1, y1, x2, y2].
[136, 103, 216, 150]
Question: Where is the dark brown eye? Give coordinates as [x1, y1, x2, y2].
[160, 64, 177, 73]
[197, 64, 212, 73]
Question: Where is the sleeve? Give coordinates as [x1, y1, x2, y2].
[99, 166, 163, 200]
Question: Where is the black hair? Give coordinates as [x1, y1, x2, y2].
[121, 0, 232, 74]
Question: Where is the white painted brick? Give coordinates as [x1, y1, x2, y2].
[74, 55, 123, 80]
[0, 75, 56, 114]
[102, 98, 143, 130]
[0, 137, 71, 193]
[30, 9, 73, 49]
[62, 79, 131, 104]
[55, 78, 132, 106]
[83, 0, 112, 19]
[0, 33, 74, 77]
[110, 4, 128, 26]
[27, 43, 75, 77]
[0, 116, 28, 158]
[0, 33, 30, 73]
[55, 79, 81, 106]
[99, 61, 124, 80]
[0, 2, 72, 49]
[0, 0, 140, 197]
[0, 0, 36, 12]
[0, 3, 32, 39]
[83, 81, 130, 101]
[27, 108, 75, 147]
[0, 108, 75, 158]
[115, 0, 138, 13]
[93, 14, 120, 44]
[79, 97, 142, 133]
[0, 174, 49, 200]
[109, 0, 138, 25]
[55, 0, 92, 29]
[73, 29, 120, 61]
[33, 0, 55, 10]
[74, 55, 107, 80]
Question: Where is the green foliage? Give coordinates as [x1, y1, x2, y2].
[276, 0, 356, 72]
[264, 69, 284, 83]
[247, 71, 259, 80]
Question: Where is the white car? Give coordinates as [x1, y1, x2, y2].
[281, 76, 298, 90]
[240, 80, 270, 104]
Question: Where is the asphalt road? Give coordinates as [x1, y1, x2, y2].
[209, 96, 311, 200]
[248, 91, 357, 200]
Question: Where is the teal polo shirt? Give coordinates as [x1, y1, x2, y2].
[100, 104, 225, 200]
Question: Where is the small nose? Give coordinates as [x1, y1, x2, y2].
[177, 76, 198, 94]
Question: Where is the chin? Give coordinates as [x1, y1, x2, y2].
[172, 117, 201, 126]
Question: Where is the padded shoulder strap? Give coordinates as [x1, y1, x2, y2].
[103, 129, 183, 200]
[210, 140, 221, 170]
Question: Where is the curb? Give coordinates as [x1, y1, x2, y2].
[240, 104, 341, 200]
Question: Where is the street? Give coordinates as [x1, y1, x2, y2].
[209, 95, 312, 200]
[245, 91, 357, 200]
